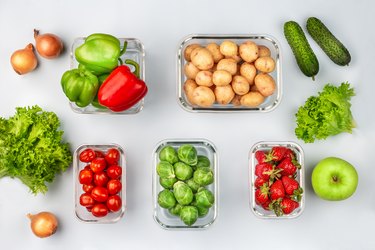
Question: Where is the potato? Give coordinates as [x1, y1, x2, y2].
[184, 62, 200, 79]
[231, 75, 250, 95]
[254, 73, 276, 97]
[240, 91, 265, 107]
[192, 86, 216, 107]
[254, 56, 275, 73]
[220, 40, 238, 57]
[227, 54, 242, 64]
[195, 70, 213, 87]
[214, 85, 235, 105]
[240, 62, 256, 84]
[184, 44, 201, 62]
[239, 41, 259, 63]
[183, 79, 198, 104]
[212, 70, 232, 86]
[216, 58, 237, 75]
[191, 47, 214, 70]
[231, 94, 242, 106]
[258, 45, 271, 57]
[206, 43, 224, 63]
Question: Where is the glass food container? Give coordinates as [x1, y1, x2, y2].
[69, 37, 145, 114]
[249, 141, 305, 219]
[152, 139, 218, 230]
[177, 34, 282, 112]
[74, 144, 126, 223]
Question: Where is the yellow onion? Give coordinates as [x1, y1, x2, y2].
[10, 43, 38, 75]
[27, 211, 58, 238]
[34, 29, 63, 59]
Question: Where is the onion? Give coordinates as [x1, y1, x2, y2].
[10, 43, 38, 75]
[27, 211, 58, 238]
[34, 29, 63, 59]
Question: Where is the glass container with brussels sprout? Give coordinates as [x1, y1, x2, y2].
[154, 141, 217, 228]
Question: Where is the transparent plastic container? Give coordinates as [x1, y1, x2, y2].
[69, 37, 145, 114]
[249, 141, 305, 219]
[177, 34, 282, 112]
[152, 139, 218, 230]
[74, 144, 126, 223]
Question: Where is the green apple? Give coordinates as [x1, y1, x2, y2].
[311, 157, 358, 201]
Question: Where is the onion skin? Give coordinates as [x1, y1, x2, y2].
[27, 211, 58, 238]
[10, 43, 38, 75]
[34, 29, 63, 59]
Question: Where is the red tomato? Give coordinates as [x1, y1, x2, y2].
[94, 172, 109, 187]
[91, 186, 109, 202]
[79, 169, 93, 185]
[90, 158, 107, 174]
[105, 148, 120, 165]
[107, 179, 122, 195]
[95, 150, 105, 158]
[107, 165, 122, 179]
[79, 148, 96, 163]
[79, 193, 95, 208]
[82, 184, 95, 193]
[91, 203, 108, 217]
[106, 195, 122, 212]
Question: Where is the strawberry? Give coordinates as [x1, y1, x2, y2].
[281, 176, 303, 201]
[284, 148, 296, 160]
[255, 186, 269, 205]
[266, 146, 289, 162]
[255, 163, 273, 180]
[254, 177, 267, 189]
[277, 157, 298, 176]
[261, 200, 271, 211]
[269, 180, 285, 201]
[281, 198, 299, 215]
[255, 150, 267, 163]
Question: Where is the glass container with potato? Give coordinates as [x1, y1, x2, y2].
[177, 34, 282, 112]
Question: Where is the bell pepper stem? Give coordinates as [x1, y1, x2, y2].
[118, 58, 123, 65]
[125, 59, 140, 78]
[119, 41, 128, 57]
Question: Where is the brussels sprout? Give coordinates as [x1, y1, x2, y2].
[174, 162, 193, 181]
[186, 178, 201, 193]
[178, 144, 198, 166]
[173, 181, 194, 205]
[168, 203, 184, 216]
[196, 155, 211, 168]
[158, 189, 176, 209]
[196, 205, 209, 217]
[180, 206, 199, 226]
[195, 187, 214, 208]
[156, 161, 175, 178]
[160, 177, 177, 189]
[159, 146, 179, 164]
[193, 167, 214, 186]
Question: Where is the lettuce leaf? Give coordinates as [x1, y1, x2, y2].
[295, 82, 356, 143]
[0, 106, 72, 194]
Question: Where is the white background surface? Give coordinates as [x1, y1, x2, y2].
[0, 0, 374, 249]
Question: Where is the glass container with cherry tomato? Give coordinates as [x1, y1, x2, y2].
[74, 144, 126, 223]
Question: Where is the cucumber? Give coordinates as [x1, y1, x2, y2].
[284, 21, 319, 80]
[306, 17, 351, 66]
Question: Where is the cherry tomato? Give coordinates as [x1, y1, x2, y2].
[95, 150, 105, 158]
[82, 184, 95, 193]
[84, 165, 91, 170]
[79, 148, 96, 163]
[90, 158, 107, 174]
[94, 172, 109, 187]
[105, 148, 120, 165]
[107, 165, 122, 179]
[91, 186, 108, 202]
[106, 195, 122, 212]
[91, 203, 108, 217]
[79, 193, 95, 208]
[107, 179, 122, 195]
[79, 169, 93, 185]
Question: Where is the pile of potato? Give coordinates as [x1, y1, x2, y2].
[183, 40, 277, 108]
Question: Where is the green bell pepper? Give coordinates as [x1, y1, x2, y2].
[75, 33, 126, 75]
[91, 73, 110, 109]
[61, 68, 99, 107]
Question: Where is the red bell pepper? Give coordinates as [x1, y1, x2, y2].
[98, 60, 147, 112]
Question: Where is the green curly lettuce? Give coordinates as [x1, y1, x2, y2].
[0, 106, 72, 194]
[295, 82, 356, 143]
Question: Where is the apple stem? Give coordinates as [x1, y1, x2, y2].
[332, 176, 338, 182]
